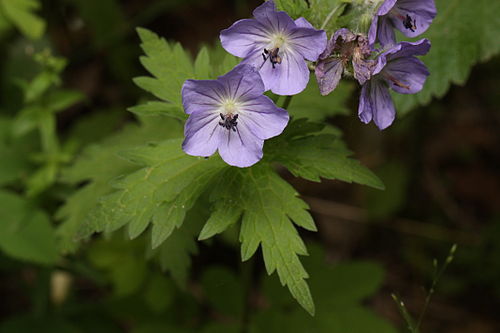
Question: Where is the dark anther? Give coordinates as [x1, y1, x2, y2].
[219, 113, 239, 131]
[261, 48, 282, 69]
[403, 14, 416, 32]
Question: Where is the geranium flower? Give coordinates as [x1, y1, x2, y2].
[315, 28, 376, 96]
[358, 39, 431, 130]
[369, 0, 437, 46]
[182, 64, 289, 167]
[220, 1, 327, 96]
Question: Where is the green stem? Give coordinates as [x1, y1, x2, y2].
[320, 4, 345, 30]
[281, 95, 293, 110]
[415, 244, 457, 331]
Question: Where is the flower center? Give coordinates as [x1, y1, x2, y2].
[262, 48, 282, 69]
[261, 33, 287, 69]
[219, 113, 238, 131]
[390, 9, 417, 32]
[219, 101, 239, 131]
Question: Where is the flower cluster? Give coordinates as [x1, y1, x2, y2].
[316, 0, 436, 129]
[182, 1, 326, 167]
[181, 0, 436, 167]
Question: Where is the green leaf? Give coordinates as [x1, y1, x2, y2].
[45, 89, 85, 112]
[288, 77, 353, 121]
[87, 238, 147, 296]
[268, 120, 384, 189]
[194, 46, 211, 80]
[198, 168, 244, 241]
[147, 223, 199, 288]
[0, 190, 58, 265]
[254, 244, 396, 333]
[56, 117, 183, 253]
[394, 0, 500, 114]
[0, 0, 46, 39]
[275, 0, 310, 19]
[236, 165, 316, 315]
[143, 273, 175, 313]
[128, 101, 186, 120]
[0, 117, 31, 185]
[79, 138, 226, 248]
[134, 28, 193, 107]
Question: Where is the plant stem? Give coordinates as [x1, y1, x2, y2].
[320, 4, 345, 30]
[282, 95, 293, 109]
[415, 244, 457, 331]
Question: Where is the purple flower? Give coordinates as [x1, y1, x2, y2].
[220, 1, 327, 96]
[315, 28, 376, 96]
[369, 0, 437, 46]
[182, 64, 289, 168]
[358, 39, 430, 130]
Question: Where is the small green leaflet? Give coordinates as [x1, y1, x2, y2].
[394, 0, 500, 113]
[133, 27, 193, 111]
[0, 0, 46, 39]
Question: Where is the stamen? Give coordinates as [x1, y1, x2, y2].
[384, 73, 411, 90]
[261, 48, 282, 69]
[402, 14, 416, 32]
[219, 113, 239, 131]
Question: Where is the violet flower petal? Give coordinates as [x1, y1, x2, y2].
[368, 0, 397, 45]
[217, 121, 264, 168]
[385, 39, 431, 60]
[358, 79, 396, 130]
[391, 0, 436, 38]
[382, 56, 429, 94]
[238, 95, 289, 140]
[182, 111, 222, 156]
[288, 26, 327, 61]
[376, 16, 397, 46]
[219, 19, 269, 59]
[182, 80, 225, 115]
[315, 58, 343, 96]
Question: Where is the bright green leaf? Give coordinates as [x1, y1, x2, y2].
[0, 0, 46, 39]
[0, 190, 58, 265]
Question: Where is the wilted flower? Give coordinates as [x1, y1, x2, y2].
[358, 39, 431, 130]
[220, 1, 327, 96]
[369, 0, 437, 46]
[315, 28, 376, 96]
[182, 64, 289, 168]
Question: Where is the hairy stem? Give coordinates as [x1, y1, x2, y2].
[321, 4, 345, 30]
